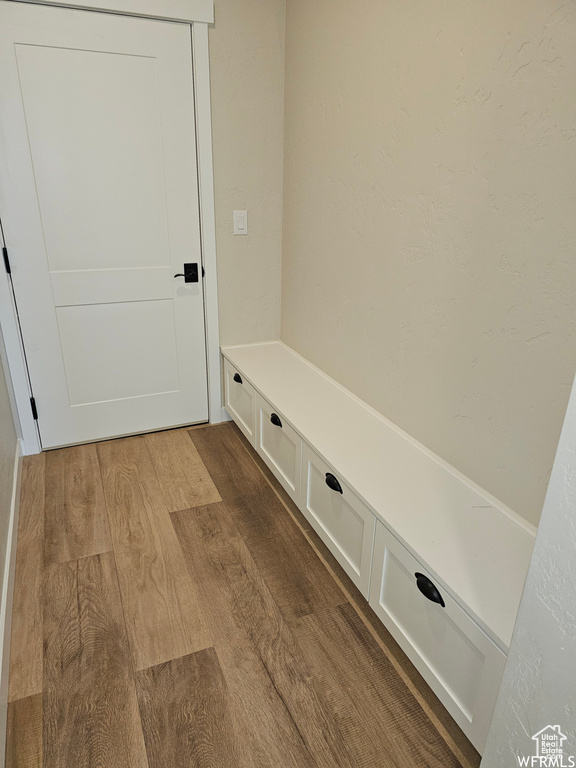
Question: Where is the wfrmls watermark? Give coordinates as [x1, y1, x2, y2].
[517, 726, 575, 767]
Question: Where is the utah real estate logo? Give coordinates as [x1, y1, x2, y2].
[518, 725, 575, 767]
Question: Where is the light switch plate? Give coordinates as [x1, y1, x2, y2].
[233, 210, 248, 235]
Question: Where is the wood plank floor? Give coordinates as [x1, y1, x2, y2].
[6, 422, 481, 768]
[96, 434, 211, 671]
[44, 443, 112, 565]
[43, 552, 148, 768]
[8, 454, 44, 703]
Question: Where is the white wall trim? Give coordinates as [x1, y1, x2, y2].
[192, 22, 224, 425]
[220, 406, 232, 423]
[0, 232, 41, 456]
[0, 440, 23, 768]
[7, 0, 214, 23]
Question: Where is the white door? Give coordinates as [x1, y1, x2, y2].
[0, 2, 209, 448]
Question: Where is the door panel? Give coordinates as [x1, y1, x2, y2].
[15, 44, 169, 272]
[56, 301, 180, 405]
[0, 2, 208, 447]
[50, 267, 173, 307]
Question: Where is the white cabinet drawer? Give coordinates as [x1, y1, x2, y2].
[224, 359, 256, 446]
[301, 445, 376, 598]
[255, 394, 302, 503]
[369, 521, 506, 752]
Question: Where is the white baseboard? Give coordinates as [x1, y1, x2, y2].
[0, 440, 24, 768]
[212, 406, 232, 424]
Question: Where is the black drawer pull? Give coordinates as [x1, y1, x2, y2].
[415, 573, 445, 607]
[325, 473, 343, 494]
[270, 413, 282, 428]
[233, 373, 242, 384]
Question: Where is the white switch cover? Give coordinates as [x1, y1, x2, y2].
[233, 210, 248, 235]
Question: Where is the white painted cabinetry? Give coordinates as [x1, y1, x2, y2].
[301, 445, 375, 598]
[369, 521, 507, 749]
[220, 341, 535, 754]
[224, 359, 256, 446]
[255, 393, 302, 504]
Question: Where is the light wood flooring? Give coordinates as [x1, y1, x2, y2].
[6, 421, 481, 768]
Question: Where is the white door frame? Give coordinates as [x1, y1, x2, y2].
[0, 0, 223, 455]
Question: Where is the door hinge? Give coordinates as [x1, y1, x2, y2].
[30, 397, 38, 420]
[2, 247, 11, 275]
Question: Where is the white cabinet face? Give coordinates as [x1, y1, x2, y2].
[369, 522, 506, 752]
[255, 395, 302, 503]
[224, 361, 256, 446]
[301, 445, 376, 598]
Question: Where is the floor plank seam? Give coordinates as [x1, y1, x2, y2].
[254, 651, 311, 754]
[93, 443, 139, 684]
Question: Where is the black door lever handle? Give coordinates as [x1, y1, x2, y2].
[174, 263, 199, 283]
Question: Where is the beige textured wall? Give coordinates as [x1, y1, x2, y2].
[210, 0, 285, 346]
[281, 0, 576, 526]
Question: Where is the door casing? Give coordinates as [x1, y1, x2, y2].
[0, 0, 223, 455]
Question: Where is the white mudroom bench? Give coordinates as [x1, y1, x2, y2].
[220, 340, 536, 754]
